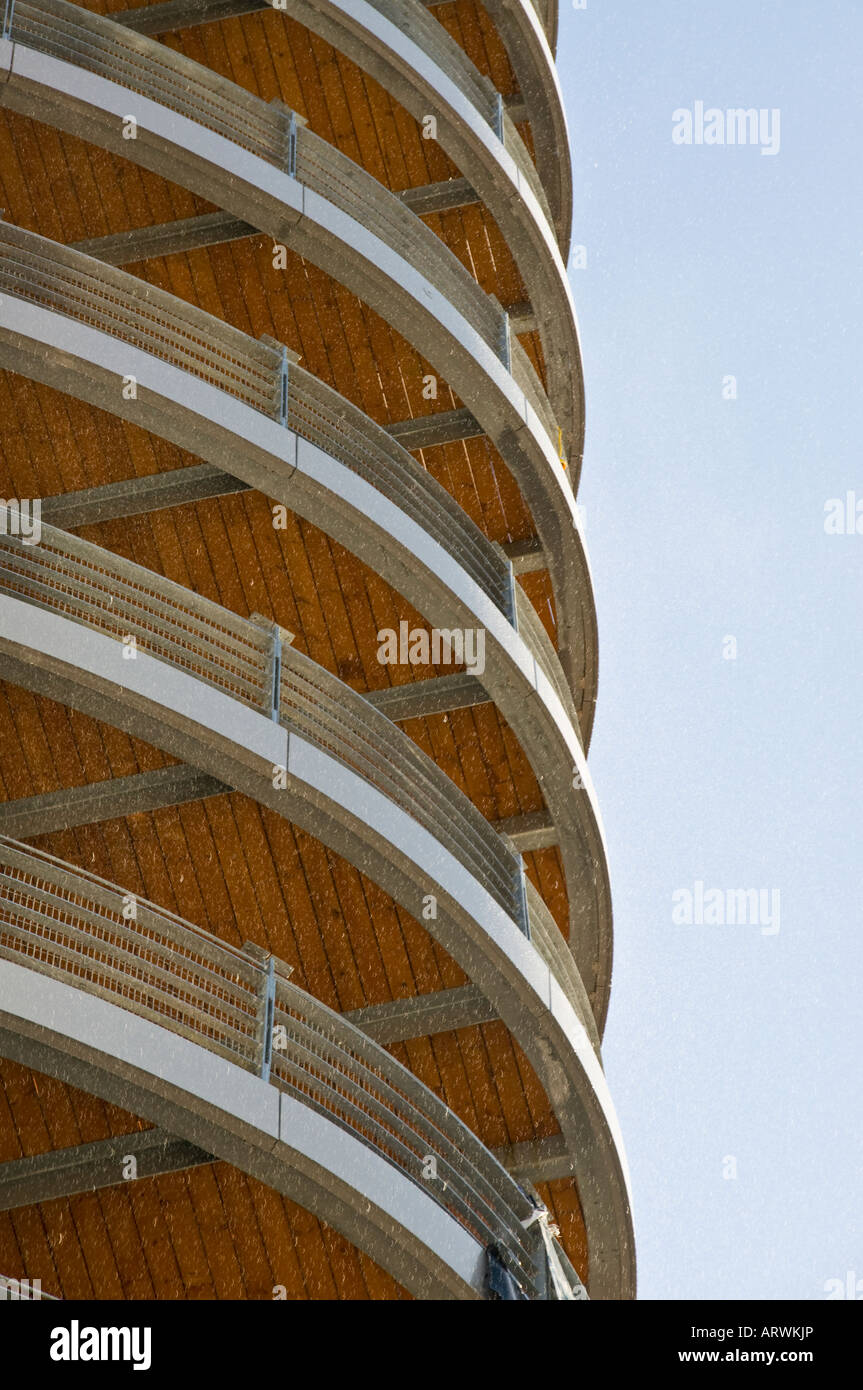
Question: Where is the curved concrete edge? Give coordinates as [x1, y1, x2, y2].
[280, 0, 563, 245]
[0, 297, 611, 1024]
[270, 0, 583, 457]
[533, 0, 558, 50]
[0, 37, 573, 463]
[0, 959, 487, 1300]
[0, 35, 593, 711]
[484, 0, 573, 252]
[0, 598, 634, 1296]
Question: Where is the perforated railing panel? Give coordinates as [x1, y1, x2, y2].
[0, 837, 539, 1295]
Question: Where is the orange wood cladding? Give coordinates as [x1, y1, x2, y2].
[0, 0, 591, 1297]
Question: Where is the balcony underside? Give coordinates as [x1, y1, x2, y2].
[0, 0, 635, 1301]
[0, 269, 611, 1028]
[0, 580, 634, 1298]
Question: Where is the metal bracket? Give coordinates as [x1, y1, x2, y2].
[245, 944, 278, 1083]
[258, 334, 295, 425]
[287, 110, 298, 178]
[493, 90, 504, 142]
[248, 612, 287, 720]
[488, 293, 511, 373]
[500, 311, 512, 372]
[516, 864, 530, 940]
[260, 956, 276, 1082]
[267, 99, 301, 178]
[277, 343, 289, 426]
[269, 622, 282, 722]
[504, 561, 518, 629]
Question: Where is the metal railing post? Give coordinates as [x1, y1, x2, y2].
[1, 0, 14, 40]
[500, 310, 512, 372]
[287, 110, 298, 178]
[260, 956, 276, 1081]
[244, 943, 277, 1082]
[268, 99, 302, 177]
[489, 294, 512, 372]
[516, 864, 530, 940]
[493, 90, 504, 142]
[277, 343, 289, 427]
[249, 613, 285, 722]
[522, 1200, 589, 1300]
[269, 622, 282, 722]
[504, 561, 518, 629]
[499, 825, 531, 940]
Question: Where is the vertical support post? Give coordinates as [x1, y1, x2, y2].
[269, 99, 300, 178]
[245, 944, 277, 1082]
[523, 1216, 549, 1300]
[249, 613, 285, 721]
[499, 825, 531, 940]
[499, 309, 512, 373]
[516, 864, 530, 940]
[244, 940, 293, 1083]
[269, 621, 282, 722]
[493, 90, 504, 142]
[522, 1200, 589, 1300]
[1, 0, 14, 41]
[277, 344, 289, 427]
[258, 333, 292, 425]
[287, 110, 298, 178]
[259, 955, 276, 1082]
[504, 560, 518, 629]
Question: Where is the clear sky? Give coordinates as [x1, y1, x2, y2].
[557, 0, 862, 1300]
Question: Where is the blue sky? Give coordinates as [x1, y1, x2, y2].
[557, 0, 862, 1299]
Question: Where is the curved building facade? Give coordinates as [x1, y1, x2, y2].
[0, 0, 634, 1299]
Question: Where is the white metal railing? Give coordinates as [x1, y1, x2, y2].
[278, 649, 523, 926]
[514, 583, 573, 719]
[7, 0, 559, 438]
[524, 878, 599, 1054]
[295, 130, 505, 355]
[0, 836, 540, 1294]
[0, 519, 528, 932]
[0, 222, 515, 619]
[0, 516, 596, 1036]
[358, 0, 552, 221]
[0, 519, 274, 710]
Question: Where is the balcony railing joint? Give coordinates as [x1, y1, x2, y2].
[517, 866, 531, 939]
[243, 942, 277, 1081]
[493, 89, 505, 142]
[249, 613, 286, 720]
[489, 294, 512, 372]
[268, 98, 306, 176]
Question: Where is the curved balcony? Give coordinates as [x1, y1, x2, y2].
[480, 0, 573, 244]
[0, 837, 547, 1298]
[0, 0, 589, 697]
[0, 223, 610, 1028]
[117, 0, 578, 365]
[537, 0, 557, 44]
[0, 521, 634, 1297]
[270, 0, 580, 435]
